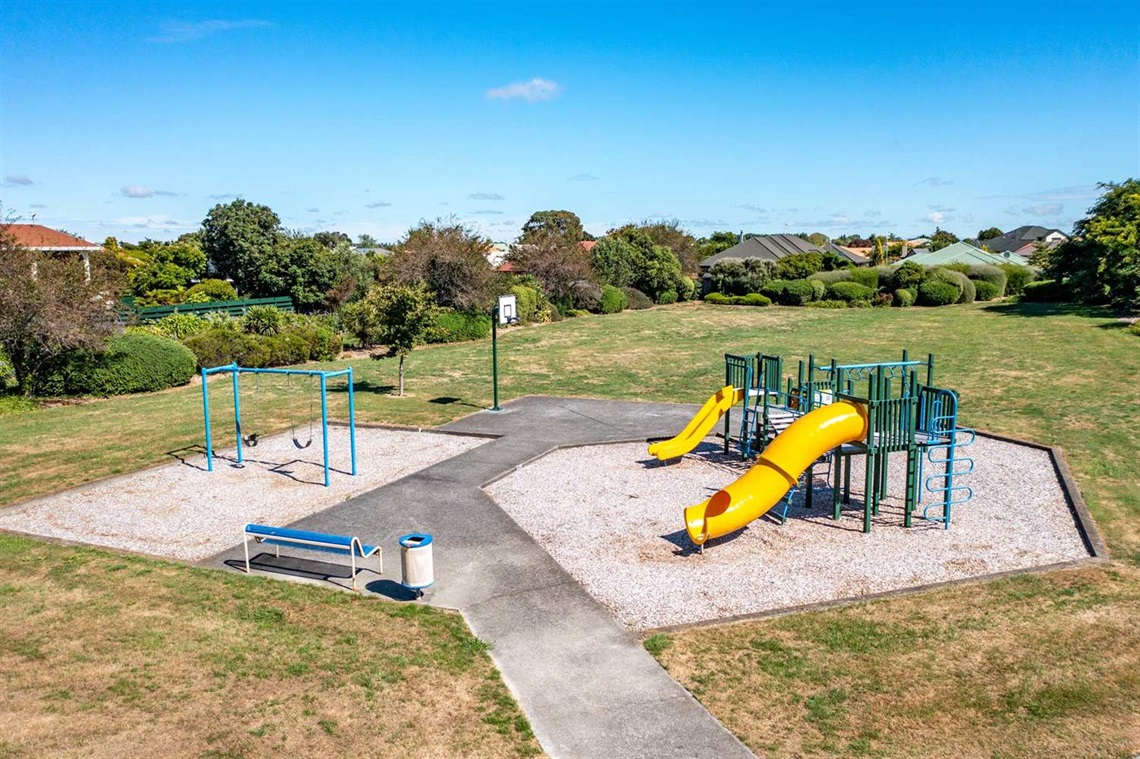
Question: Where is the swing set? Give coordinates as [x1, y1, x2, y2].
[200, 363, 357, 487]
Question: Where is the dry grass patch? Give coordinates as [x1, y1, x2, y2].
[652, 564, 1140, 758]
[0, 534, 541, 759]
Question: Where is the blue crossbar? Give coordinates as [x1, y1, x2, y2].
[243, 523, 381, 590]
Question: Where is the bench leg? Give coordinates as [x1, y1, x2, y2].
[244, 536, 251, 574]
[351, 551, 358, 592]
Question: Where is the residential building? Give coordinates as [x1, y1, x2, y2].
[898, 241, 1030, 268]
[3, 223, 103, 279]
[983, 226, 1068, 257]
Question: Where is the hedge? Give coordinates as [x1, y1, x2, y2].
[183, 324, 342, 369]
[657, 290, 679, 305]
[1021, 279, 1068, 302]
[918, 280, 959, 306]
[429, 310, 492, 343]
[761, 279, 813, 306]
[893, 287, 916, 307]
[621, 287, 653, 310]
[1001, 264, 1036, 296]
[967, 264, 1007, 296]
[509, 285, 539, 323]
[890, 262, 926, 290]
[973, 280, 1001, 301]
[825, 281, 875, 303]
[928, 268, 975, 303]
[184, 279, 237, 302]
[850, 267, 881, 290]
[599, 284, 628, 314]
[804, 299, 851, 309]
[705, 292, 772, 306]
[34, 333, 196, 397]
[808, 269, 853, 285]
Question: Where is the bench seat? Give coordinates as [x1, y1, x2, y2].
[243, 523, 381, 591]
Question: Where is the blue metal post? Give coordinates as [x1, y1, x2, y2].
[201, 366, 213, 472]
[320, 373, 330, 487]
[348, 366, 357, 476]
[232, 367, 243, 465]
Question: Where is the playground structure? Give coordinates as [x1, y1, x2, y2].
[201, 363, 358, 487]
[652, 351, 975, 546]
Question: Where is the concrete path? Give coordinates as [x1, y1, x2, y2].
[208, 396, 753, 759]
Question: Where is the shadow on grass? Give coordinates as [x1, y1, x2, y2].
[982, 301, 1118, 320]
[225, 553, 379, 593]
[329, 379, 396, 396]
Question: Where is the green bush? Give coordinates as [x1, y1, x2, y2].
[184, 278, 238, 302]
[34, 334, 196, 397]
[944, 262, 972, 274]
[657, 290, 679, 305]
[808, 269, 853, 285]
[1001, 264, 1036, 296]
[1021, 279, 1068, 303]
[182, 291, 212, 305]
[973, 280, 1001, 301]
[808, 279, 826, 301]
[676, 276, 696, 302]
[1128, 322, 1140, 336]
[893, 288, 916, 307]
[928, 268, 974, 302]
[760, 279, 788, 302]
[890, 261, 927, 290]
[564, 308, 591, 317]
[599, 284, 628, 314]
[958, 277, 976, 303]
[825, 281, 875, 303]
[282, 320, 343, 361]
[429, 310, 492, 343]
[849, 267, 880, 290]
[780, 279, 815, 306]
[509, 285, 539, 323]
[704, 292, 771, 306]
[967, 264, 1008, 296]
[706, 259, 775, 296]
[621, 287, 653, 310]
[918, 280, 959, 306]
[241, 305, 286, 336]
[804, 299, 850, 309]
[774, 252, 823, 280]
[151, 312, 211, 340]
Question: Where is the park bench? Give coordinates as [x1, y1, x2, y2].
[243, 524, 382, 591]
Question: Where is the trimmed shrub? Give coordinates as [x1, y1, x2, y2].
[918, 280, 959, 306]
[849, 267, 880, 290]
[928, 268, 974, 302]
[808, 279, 826, 301]
[944, 262, 972, 274]
[1128, 322, 1140, 336]
[599, 284, 628, 314]
[808, 269, 853, 285]
[705, 292, 772, 307]
[429, 310, 492, 343]
[825, 281, 875, 303]
[958, 277, 976, 303]
[34, 334, 196, 397]
[241, 305, 286, 336]
[565, 308, 591, 318]
[973, 280, 1001, 301]
[184, 279, 237, 302]
[967, 264, 1007, 296]
[622, 287, 653, 310]
[509, 285, 539, 323]
[282, 320, 343, 361]
[1001, 264, 1036, 296]
[657, 290, 679, 305]
[151, 312, 211, 340]
[707, 258, 775, 296]
[780, 279, 815, 306]
[804, 300, 850, 309]
[569, 280, 603, 312]
[760, 279, 788, 302]
[676, 276, 696, 302]
[893, 288, 916, 307]
[775, 252, 823, 280]
[890, 261, 926, 290]
[1021, 279, 1068, 302]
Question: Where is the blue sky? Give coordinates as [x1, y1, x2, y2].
[2, 1, 1137, 244]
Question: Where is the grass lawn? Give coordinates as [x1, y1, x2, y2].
[1, 300, 1138, 757]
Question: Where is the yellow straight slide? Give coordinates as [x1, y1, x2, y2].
[684, 400, 869, 545]
[648, 386, 744, 462]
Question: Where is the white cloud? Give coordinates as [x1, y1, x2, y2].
[468, 192, 504, 200]
[122, 185, 154, 198]
[486, 78, 561, 102]
[149, 19, 273, 44]
[3, 174, 34, 186]
[923, 211, 953, 224]
[111, 215, 194, 230]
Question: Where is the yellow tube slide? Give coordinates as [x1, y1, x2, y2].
[684, 400, 868, 545]
[648, 386, 744, 462]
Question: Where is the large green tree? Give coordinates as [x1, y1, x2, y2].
[698, 231, 740, 260]
[610, 220, 700, 274]
[392, 219, 495, 312]
[200, 199, 283, 296]
[342, 283, 437, 396]
[126, 237, 207, 296]
[519, 210, 585, 245]
[602, 227, 691, 303]
[508, 229, 596, 308]
[977, 226, 1004, 241]
[1045, 179, 1139, 311]
[927, 228, 959, 251]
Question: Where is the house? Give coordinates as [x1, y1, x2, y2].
[898, 241, 1030, 268]
[3, 223, 103, 279]
[699, 234, 860, 270]
[983, 226, 1068, 258]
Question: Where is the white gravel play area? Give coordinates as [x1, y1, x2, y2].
[485, 436, 1092, 630]
[0, 428, 486, 561]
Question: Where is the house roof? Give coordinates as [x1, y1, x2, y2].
[825, 243, 870, 265]
[4, 224, 102, 250]
[984, 225, 1067, 254]
[699, 234, 818, 268]
[899, 241, 1029, 268]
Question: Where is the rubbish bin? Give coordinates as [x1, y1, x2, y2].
[399, 533, 434, 596]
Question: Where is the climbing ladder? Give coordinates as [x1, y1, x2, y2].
[916, 387, 975, 527]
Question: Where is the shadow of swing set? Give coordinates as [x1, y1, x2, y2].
[200, 363, 358, 487]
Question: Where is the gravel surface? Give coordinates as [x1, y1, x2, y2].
[0, 429, 486, 561]
[486, 436, 1092, 630]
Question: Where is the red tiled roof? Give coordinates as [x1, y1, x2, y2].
[496, 261, 515, 272]
[579, 240, 597, 252]
[4, 224, 101, 249]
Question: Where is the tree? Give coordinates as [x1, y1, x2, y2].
[927, 228, 959, 251]
[610, 220, 700, 274]
[977, 226, 1003, 241]
[356, 233, 380, 248]
[508, 229, 596, 308]
[343, 283, 437, 396]
[519, 210, 585, 245]
[601, 227, 690, 303]
[699, 231, 739, 260]
[0, 230, 124, 395]
[806, 232, 830, 247]
[313, 231, 351, 249]
[870, 237, 887, 266]
[392, 219, 496, 312]
[200, 199, 283, 296]
[590, 236, 639, 288]
[1045, 179, 1140, 311]
[127, 238, 208, 296]
[775, 251, 823, 280]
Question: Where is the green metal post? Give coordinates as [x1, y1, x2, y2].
[491, 305, 500, 411]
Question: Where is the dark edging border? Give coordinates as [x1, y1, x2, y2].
[328, 419, 499, 441]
